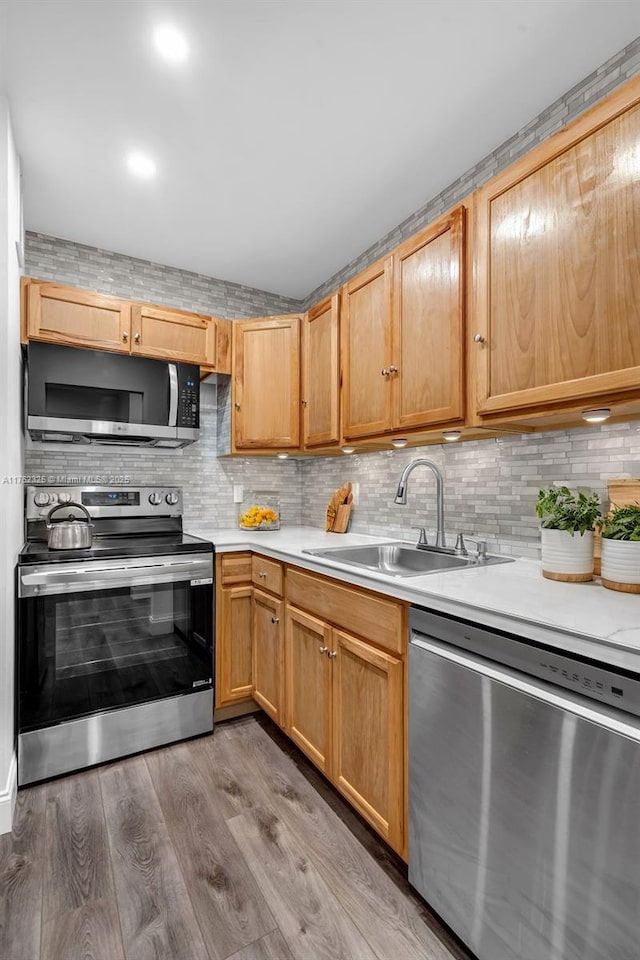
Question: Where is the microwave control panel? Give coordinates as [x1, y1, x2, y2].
[178, 366, 200, 429]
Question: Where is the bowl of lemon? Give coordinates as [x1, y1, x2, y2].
[238, 504, 280, 531]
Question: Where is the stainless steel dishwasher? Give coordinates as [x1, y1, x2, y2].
[409, 606, 640, 960]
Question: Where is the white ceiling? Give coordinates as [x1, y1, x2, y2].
[2, 1, 639, 299]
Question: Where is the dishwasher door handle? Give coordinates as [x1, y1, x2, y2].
[411, 634, 640, 743]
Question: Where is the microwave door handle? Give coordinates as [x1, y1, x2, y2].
[168, 364, 178, 427]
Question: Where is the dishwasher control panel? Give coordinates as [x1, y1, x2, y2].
[410, 606, 640, 721]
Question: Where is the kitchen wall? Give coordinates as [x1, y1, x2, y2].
[0, 97, 23, 834]
[24, 382, 303, 529]
[302, 36, 640, 308]
[300, 424, 640, 559]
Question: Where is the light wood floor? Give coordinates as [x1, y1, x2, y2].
[0, 715, 472, 960]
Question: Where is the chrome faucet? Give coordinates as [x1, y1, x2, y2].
[394, 458, 446, 548]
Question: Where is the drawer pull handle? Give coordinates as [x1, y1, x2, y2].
[259, 571, 267, 578]
[271, 616, 280, 624]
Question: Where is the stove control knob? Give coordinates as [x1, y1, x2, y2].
[148, 492, 162, 505]
[58, 492, 72, 503]
[165, 492, 179, 506]
[34, 491, 50, 506]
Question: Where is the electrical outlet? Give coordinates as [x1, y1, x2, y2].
[233, 484, 243, 503]
[351, 482, 360, 503]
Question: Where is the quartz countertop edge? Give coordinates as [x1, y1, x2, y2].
[191, 525, 640, 671]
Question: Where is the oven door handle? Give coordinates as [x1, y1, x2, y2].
[19, 555, 213, 598]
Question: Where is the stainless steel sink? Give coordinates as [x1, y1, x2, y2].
[302, 542, 514, 578]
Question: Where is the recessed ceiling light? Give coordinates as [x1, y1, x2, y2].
[277, 452, 289, 459]
[391, 438, 408, 448]
[126, 151, 156, 179]
[154, 24, 189, 64]
[582, 408, 611, 423]
[341, 446, 355, 454]
[442, 430, 462, 442]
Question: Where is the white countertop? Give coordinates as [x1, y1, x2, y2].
[190, 525, 640, 671]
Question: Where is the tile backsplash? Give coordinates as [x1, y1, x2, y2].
[299, 424, 640, 559]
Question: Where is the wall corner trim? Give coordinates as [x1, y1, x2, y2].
[0, 753, 18, 835]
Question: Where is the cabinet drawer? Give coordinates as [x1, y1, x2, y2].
[286, 567, 405, 656]
[252, 555, 284, 596]
[220, 553, 252, 585]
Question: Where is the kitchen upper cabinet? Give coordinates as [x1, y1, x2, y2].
[342, 257, 393, 439]
[25, 281, 131, 353]
[284, 605, 333, 774]
[233, 315, 301, 450]
[332, 629, 404, 854]
[341, 209, 466, 441]
[252, 588, 284, 725]
[23, 278, 231, 372]
[473, 80, 640, 420]
[216, 554, 253, 708]
[392, 207, 466, 429]
[302, 294, 340, 448]
[131, 303, 229, 370]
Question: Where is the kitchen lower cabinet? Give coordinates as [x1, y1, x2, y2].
[215, 553, 253, 707]
[332, 629, 404, 854]
[284, 605, 333, 774]
[252, 588, 284, 725]
[283, 570, 406, 857]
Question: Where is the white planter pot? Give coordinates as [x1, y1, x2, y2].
[540, 528, 594, 582]
[601, 539, 640, 593]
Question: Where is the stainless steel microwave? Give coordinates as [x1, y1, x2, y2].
[26, 342, 200, 447]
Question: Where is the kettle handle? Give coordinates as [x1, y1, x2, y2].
[45, 501, 92, 525]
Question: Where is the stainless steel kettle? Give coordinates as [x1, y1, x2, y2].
[46, 501, 94, 550]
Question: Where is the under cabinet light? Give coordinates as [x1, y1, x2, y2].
[277, 453, 289, 459]
[341, 446, 356, 454]
[391, 438, 408, 448]
[582, 408, 611, 423]
[442, 430, 462, 441]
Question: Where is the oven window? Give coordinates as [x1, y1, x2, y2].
[19, 580, 213, 730]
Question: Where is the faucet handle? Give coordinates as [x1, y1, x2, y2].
[454, 533, 468, 557]
[411, 526, 429, 546]
[455, 533, 488, 561]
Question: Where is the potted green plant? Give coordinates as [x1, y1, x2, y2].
[535, 486, 601, 582]
[599, 505, 640, 594]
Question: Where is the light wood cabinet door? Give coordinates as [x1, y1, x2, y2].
[252, 589, 284, 725]
[216, 584, 253, 707]
[233, 316, 301, 449]
[130, 303, 220, 367]
[302, 294, 340, 447]
[332, 629, 404, 854]
[284, 605, 333, 774]
[474, 79, 640, 418]
[342, 257, 393, 439]
[26, 281, 131, 352]
[392, 207, 466, 429]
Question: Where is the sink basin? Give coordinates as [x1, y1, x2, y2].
[302, 542, 514, 578]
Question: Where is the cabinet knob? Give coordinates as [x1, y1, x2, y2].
[473, 334, 485, 344]
[259, 571, 267, 578]
[319, 645, 329, 655]
[271, 616, 280, 624]
[388, 365, 398, 374]
[381, 367, 390, 377]
[327, 651, 337, 659]
[134, 332, 141, 343]
[234, 401, 241, 410]
[301, 399, 308, 406]
[122, 331, 129, 342]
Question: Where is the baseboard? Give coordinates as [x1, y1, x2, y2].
[214, 699, 261, 723]
[0, 753, 17, 835]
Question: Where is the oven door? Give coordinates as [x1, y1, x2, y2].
[18, 552, 214, 735]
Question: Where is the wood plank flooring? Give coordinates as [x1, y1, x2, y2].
[0, 715, 472, 960]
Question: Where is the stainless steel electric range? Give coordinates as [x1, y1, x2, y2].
[17, 485, 214, 785]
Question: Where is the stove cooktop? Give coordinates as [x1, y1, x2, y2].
[19, 532, 213, 565]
